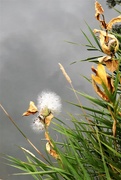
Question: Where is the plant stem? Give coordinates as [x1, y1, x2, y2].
[0, 103, 48, 162]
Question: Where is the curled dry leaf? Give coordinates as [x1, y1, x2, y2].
[95, 1, 107, 29]
[45, 131, 53, 147]
[95, 1, 104, 20]
[98, 56, 111, 63]
[107, 76, 115, 93]
[45, 131, 50, 141]
[94, 29, 119, 55]
[98, 56, 119, 72]
[46, 142, 59, 159]
[45, 132, 59, 159]
[95, 2, 121, 30]
[91, 66, 98, 75]
[45, 113, 54, 127]
[107, 15, 121, 30]
[92, 79, 109, 101]
[23, 101, 38, 116]
[105, 60, 118, 72]
[95, 1, 104, 15]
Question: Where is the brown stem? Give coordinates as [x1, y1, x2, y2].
[112, 119, 117, 137]
[108, 106, 117, 137]
[108, 106, 117, 150]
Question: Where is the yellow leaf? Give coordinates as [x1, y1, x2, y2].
[22, 101, 38, 116]
[91, 74, 102, 84]
[91, 65, 108, 86]
[107, 15, 121, 30]
[97, 64, 108, 87]
[92, 64, 108, 86]
[91, 64, 115, 100]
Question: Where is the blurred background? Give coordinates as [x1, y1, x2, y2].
[0, 0, 120, 179]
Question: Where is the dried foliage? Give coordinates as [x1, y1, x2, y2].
[93, 29, 119, 55]
[92, 1, 121, 139]
[91, 64, 115, 102]
[23, 101, 38, 116]
[95, 1, 121, 30]
[45, 131, 59, 159]
[107, 15, 121, 30]
[98, 56, 119, 72]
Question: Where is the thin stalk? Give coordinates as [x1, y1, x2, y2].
[0, 103, 48, 162]
[58, 63, 92, 125]
[108, 105, 117, 150]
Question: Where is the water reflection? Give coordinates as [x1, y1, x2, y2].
[0, 0, 119, 179]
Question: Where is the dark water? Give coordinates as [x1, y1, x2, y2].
[0, 0, 119, 179]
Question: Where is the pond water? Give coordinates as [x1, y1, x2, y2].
[0, 0, 119, 179]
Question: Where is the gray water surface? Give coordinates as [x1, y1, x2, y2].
[0, 0, 119, 179]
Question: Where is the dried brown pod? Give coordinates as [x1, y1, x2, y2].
[93, 29, 119, 55]
[92, 79, 109, 102]
[95, 1, 104, 14]
[95, 1, 107, 29]
[107, 15, 121, 30]
[46, 142, 59, 159]
[45, 132, 59, 159]
[95, 1, 121, 30]
[98, 56, 119, 72]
